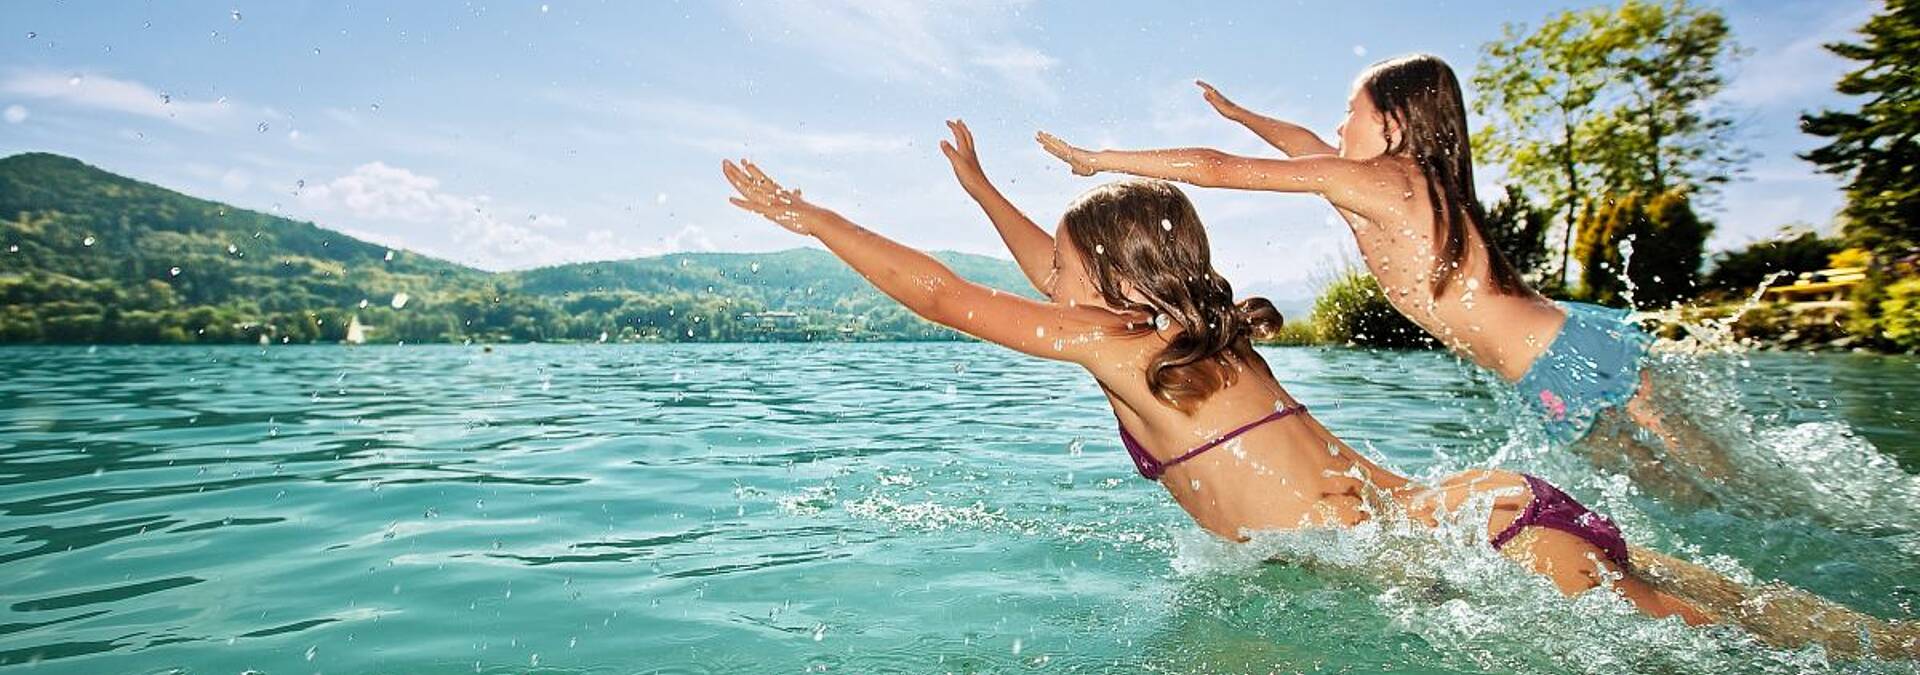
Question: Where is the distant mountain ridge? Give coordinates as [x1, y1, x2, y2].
[0, 152, 1030, 343]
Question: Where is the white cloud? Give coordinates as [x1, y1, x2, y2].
[972, 45, 1059, 103]
[1723, 5, 1872, 107]
[0, 69, 253, 131]
[219, 167, 253, 193]
[296, 161, 595, 270]
[553, 93, 912, 157]
[322, 107, 363, 127]
[638, 225, 719, 257]
[2, 104, 24, 124]
[721, 0, 1058, 100]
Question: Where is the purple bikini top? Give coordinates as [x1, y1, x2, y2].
[1117, 404, 1309, 480]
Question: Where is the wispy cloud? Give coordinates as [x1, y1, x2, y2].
[1722, 4, 1872, 107]
[551, 92, 913, 157]
[721, 0, 1059, 101]
[0, 68, 258, 131]
[972, 44, 1060, 103]
[294, 161, 603, 270]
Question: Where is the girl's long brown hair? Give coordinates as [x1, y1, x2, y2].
[1359, 54, 1527, 296]
[1061, 180, 1283, 412]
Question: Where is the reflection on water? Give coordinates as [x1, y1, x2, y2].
[0, 344, 1914, 673]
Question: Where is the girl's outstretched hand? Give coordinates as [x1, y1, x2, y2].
[722, 159, 835, 236]
[1196, 80, 1245, 120]
[940, 119, 989, 192]
[1036, 132, 1097, 176]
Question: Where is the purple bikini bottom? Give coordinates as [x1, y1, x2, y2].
[1489, 474, 1630, 569]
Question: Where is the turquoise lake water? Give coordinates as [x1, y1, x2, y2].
[1, 344, 1917, 674]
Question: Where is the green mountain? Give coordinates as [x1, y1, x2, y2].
[0, 152, 1032, 344]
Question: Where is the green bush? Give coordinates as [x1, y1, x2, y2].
[1879, 277, 1920, 351]
[1704, 230, 1841, 295]
[1309, 272, 1434, 349]
[1575, 190, 1711, 307]
[1260, 317, 1321, 346]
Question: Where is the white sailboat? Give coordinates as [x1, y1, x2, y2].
[344, 315, 369, 345]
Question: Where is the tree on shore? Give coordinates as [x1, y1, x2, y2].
[1703, 229, 1841, 295]
[1800, 0, 1919, 257]
[1574, 190, 1710, 307]
[1481, 184, 1555, 287]
[1800, 0, 1920, 345]
[1474, 0, 1743, 288]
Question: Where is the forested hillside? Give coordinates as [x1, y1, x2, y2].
[0, 153, 1031, 344]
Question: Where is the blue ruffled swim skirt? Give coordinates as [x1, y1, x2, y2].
[1515, 301, 1653, 444]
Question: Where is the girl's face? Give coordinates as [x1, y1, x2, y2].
[1046, 223, 1103, 306]
[1336, 84, 1391, 160]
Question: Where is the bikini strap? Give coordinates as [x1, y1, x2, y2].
[1118, 404, 1308, 480]
[1157, 404, 1308, 473]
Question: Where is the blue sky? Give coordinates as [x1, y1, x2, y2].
[0, 1, 1875, 307]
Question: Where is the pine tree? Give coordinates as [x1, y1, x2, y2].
[1800, 0, 1920, 256]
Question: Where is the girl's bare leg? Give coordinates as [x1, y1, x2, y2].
[1580, 414, 1721, 509]
[1623, 370, 1740, 483]
[1629, 546, 1920, 660]
[1450, 473, 1710, 624]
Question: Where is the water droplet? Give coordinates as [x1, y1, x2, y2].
[230, 9, 242, 21]
[227, 244, 238, 254]
[383, 249, 394, 261]
[82, 235, 96, 246]
[68, 74, 82, 86]
[358, 298, 369, 308]
[305, 645, 317, 661]
[1160, 218, 1173, 232]
[256, 121, 269, 133]
[749, 262, 760, 273]
[389, 292, 410, 309]
[1066, 438, 1084, 456]
[168, 266, 181, 276]
[25, 32, 36, 39]
[6, 245, 16, 253]
[1094, 244, 1104, 255]
[540, 3, 551, 12]
[1153, 313, 1170, 331]
[812, 624, 827, 641]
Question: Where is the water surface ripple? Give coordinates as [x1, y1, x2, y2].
[0, 344, 1915, 673]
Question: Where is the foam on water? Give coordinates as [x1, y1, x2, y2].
[1163, 512, 1864, 674]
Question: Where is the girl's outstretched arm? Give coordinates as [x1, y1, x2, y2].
[1036, 132, 1396, 218]
[940, 120, 1055, 296]
[1197, 81, 1336, 158]
[723, 159, 1115, 363]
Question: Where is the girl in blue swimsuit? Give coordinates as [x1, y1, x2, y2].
[718, 122, 1918, 659]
